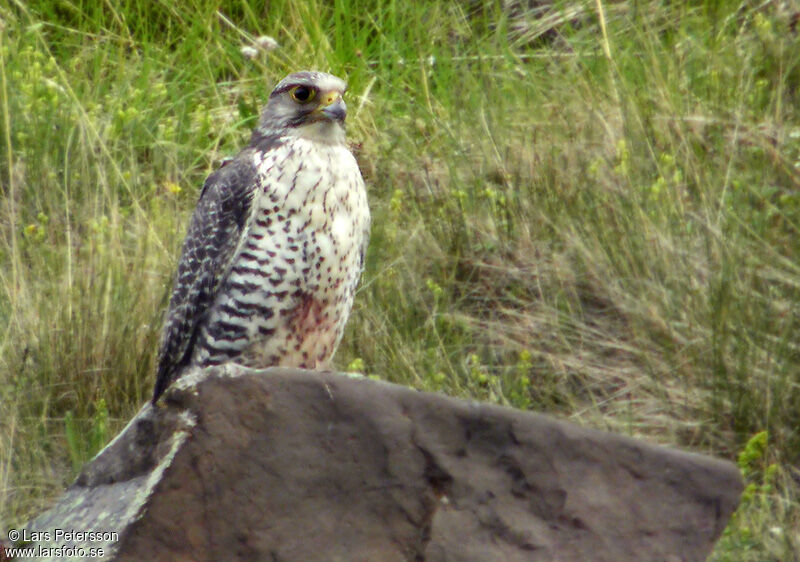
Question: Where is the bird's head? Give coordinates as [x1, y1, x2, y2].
[256, 71, 349, 145]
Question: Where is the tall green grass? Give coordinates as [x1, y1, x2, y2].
[1, 1, 798, 558]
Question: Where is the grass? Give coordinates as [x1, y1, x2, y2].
[1, 0, 799, 558]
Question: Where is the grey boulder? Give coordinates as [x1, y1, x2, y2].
[23, 366, 742, 561]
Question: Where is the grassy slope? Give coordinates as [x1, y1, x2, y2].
[1, 0, 798, 558]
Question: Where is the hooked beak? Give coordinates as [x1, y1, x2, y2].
[319, 92, 347, 122]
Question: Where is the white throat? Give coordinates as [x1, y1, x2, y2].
[288, 120, 346, 145]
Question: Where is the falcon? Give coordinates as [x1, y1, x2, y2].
[152, 71, 370, 402]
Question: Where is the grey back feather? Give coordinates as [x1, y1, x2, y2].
[152, 149, 261, 401]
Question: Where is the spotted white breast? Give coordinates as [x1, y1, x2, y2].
[191, 137, 369, 370]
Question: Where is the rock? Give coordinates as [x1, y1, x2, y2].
[24, 367, 742, 561]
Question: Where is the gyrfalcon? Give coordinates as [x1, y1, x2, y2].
[152, 71, 370, 402]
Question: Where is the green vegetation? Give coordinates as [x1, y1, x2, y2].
[1, 0, 798, 557]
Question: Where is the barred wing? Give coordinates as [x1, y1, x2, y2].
[152, 155, 257, 402]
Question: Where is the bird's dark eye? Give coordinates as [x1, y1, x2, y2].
[290, 85, 316, 103]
